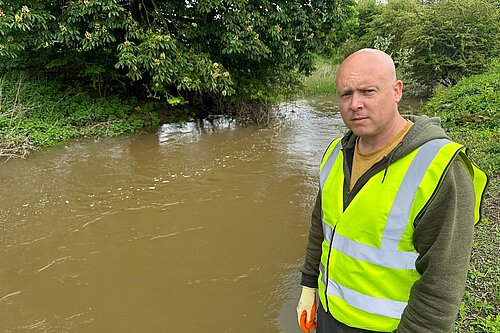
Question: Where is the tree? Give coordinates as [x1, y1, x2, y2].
[347, 0, 500, 91]
[366, 0, 422, 56]
[0, 0, 357, 107]
[355, 0, 382, 40]
[405, 0, 500, 87]
[336, 0, 382, 58]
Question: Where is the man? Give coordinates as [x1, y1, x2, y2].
[296, 49, 488, 333]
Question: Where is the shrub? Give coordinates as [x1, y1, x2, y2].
[422, 61, 500, 130]
[405, 0, 500, 87]
[345, 0, 500, 92]
[421, 58, 500, 174]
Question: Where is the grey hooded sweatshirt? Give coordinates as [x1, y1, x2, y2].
[300, 115, 478, 333]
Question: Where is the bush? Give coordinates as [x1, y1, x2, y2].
[368, 0, 422, 54]
[343, 0, 500, 92]
[421, 58, 500, 174]
[422, 60, 500, 130]
[404, 0, 500, 87]
[336, 0, 382, 58]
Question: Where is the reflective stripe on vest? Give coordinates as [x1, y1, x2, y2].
[319, 262, 408, 319]
[316, 137, 486, 332]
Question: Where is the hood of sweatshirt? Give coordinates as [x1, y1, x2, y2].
[397, 115, 451, 159]
[339, 115, 452, 189]
[341, 115, 450, 163]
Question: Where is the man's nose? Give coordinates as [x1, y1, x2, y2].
[349, 93, 363, 110]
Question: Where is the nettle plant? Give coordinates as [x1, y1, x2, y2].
[0, 0, 356, 105]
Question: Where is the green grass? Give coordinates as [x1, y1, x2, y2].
[419, 60, 500, 332]
[455, 176, 500, 333]
[301, 56, 339, 96]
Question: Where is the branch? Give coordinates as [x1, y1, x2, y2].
[149, 0, 169, 32]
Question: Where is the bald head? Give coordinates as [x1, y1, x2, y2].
[336, 49, 398, 87]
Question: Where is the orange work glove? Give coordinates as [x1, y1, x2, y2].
[296, 286, 317, 333]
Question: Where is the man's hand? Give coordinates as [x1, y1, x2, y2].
[296, 286, 317, 333]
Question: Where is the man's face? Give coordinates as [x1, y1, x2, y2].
[335, 56, 403, 141]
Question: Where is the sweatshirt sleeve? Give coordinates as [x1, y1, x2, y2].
[396, 159, 475, 333]
[300, 189, 324, 288]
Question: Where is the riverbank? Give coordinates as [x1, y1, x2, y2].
[0, 72, 279, 160]
[0, 73, 162, 159]
[460, 176, 500, 333]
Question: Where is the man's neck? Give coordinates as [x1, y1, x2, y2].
[357, 116, 408, 154]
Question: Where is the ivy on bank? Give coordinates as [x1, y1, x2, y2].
[0, 73, 159, 158]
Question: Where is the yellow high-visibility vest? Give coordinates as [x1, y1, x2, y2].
[317, 138, 488, 332]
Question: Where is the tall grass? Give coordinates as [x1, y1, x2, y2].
[301, 56, 339, 96]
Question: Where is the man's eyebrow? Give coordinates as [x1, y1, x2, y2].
[358, 84, 377, 89]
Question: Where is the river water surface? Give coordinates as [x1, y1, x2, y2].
[1, 97, 420, 332]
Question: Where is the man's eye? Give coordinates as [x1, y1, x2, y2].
[340, 92, 351, 98]
[364, 89, 376, 95]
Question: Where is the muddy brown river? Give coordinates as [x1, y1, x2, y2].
[0, 98, 421, 332]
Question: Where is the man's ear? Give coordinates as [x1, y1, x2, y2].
[394, 80, 403, 102]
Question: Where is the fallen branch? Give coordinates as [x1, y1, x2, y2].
[0, 138, 36, 159]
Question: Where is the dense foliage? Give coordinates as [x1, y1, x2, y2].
[0, 0, 356, 106]
[340, 0, 500, 91]
[406, 0, 500, 87]
[421, 58, 500, 174]
[0, 72, 159, 158]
